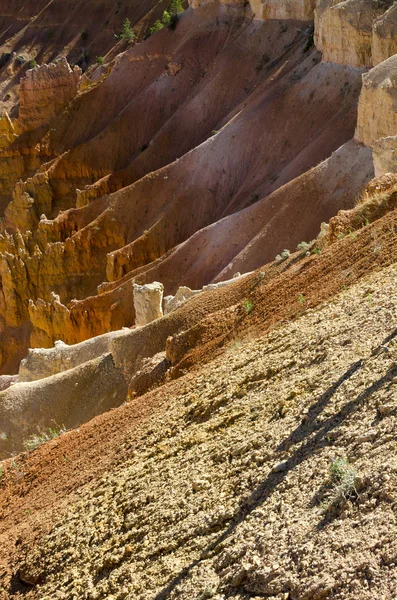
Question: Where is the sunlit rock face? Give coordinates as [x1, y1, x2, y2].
[373, 136, 397, 177]
[355, 54, 397, 147]
[17, 58, 81, 133]
[372, 3, 397, 66]
[249, 0, 316, 19]
[188, 0, 316, 20]
[315, 0, 392, 68]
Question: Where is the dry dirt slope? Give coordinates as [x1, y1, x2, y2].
[1, 251, 397, 599]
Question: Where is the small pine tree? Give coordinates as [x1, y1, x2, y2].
[120, 18, 136, 43]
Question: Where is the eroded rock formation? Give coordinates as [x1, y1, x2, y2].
[251, 0, 316, 20]
[355, 54, 397, 147]
[372, 3, 397, 65]
[17, 59, 81, 133]
[315, 0, 393, 67]
[133, 282, 164, 327]
[1, 0, 397, 377]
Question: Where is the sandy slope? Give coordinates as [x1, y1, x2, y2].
[0, 202, 397, 599]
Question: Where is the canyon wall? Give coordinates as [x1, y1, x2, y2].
[1, 0, 397, 375]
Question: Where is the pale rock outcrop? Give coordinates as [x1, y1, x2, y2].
[17, 58, 81, 133]
[133, 282, 164, 327]
[189, 0, 316, 19]
[372, 4, 397, 66]
[355, 54, 397, 147]
[314, 0, 389, 67]
[250, 0, 316, 20]
[373, 136, 397, 177]
[0, 353, 127, 458]
[19, 330, 132, 382]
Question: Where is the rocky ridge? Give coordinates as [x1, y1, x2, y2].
[0, 0, 391, 373]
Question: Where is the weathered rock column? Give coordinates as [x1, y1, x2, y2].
[355, 55, 397, 147]
[133, 282, 164, 327]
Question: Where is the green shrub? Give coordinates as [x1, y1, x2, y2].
[96, 56, 105, 65]
[16, 55, 26, 65]
[81, 29, 88, 41]
[120, 18, 136, 43]
[169, 0, 184, 15]
[148, 0, 184, 36]
[149, 20, 165, 36]
[28, 59, 37, 69]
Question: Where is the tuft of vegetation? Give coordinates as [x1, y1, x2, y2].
[16, 55, 26, 65]
[327, 457, 358, 511]
[96, 56, 105, 65]
[243, 298, 253, 315]
[24, 426, 66, 452]
[275, 249, 291, 262]
[28, 59, 37, 69]
[297, 241, 310, 252]
[81, 29, 88, 41]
